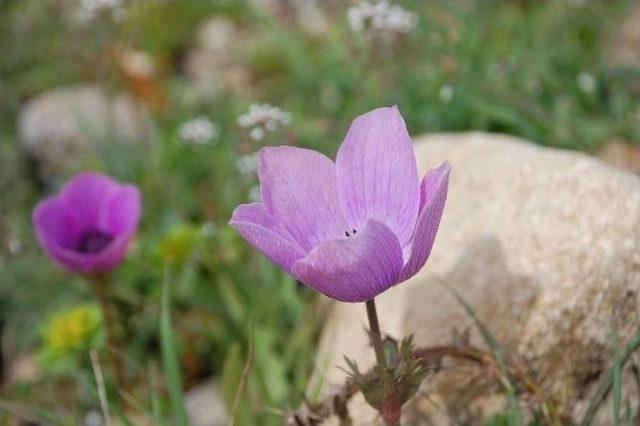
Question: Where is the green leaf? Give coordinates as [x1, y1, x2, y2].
[159, 267, 189, 426]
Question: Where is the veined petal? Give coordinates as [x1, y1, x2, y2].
[259, 146, 346, 251]
[230, 202, 306, 274]
[336, 106, 420, 246]
[291, 220, 403, 302]
[400, 163, 450, 281]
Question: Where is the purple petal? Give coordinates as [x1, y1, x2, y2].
[60, 172, 121, 228]
[100, 185, 142, 235]
[400, 163, 450, 281]
[33, 197, 82, 250]
[230, 202, 307, 274]
[291, 220, 404, 302]
[33, 171, 141, 275]
[336, 106, 420, 247]
[33, 195, 136, 274]
[259, 146, 347, 251]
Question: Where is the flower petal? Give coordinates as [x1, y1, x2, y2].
[33, 196, 82, 250]
[291, 220, 403, 302]
[336, 106, 420, 246]
[60, 171, 121, 228]
[230, 202, 306, 274]
[259, 146, 346, 251]
[400, 163, 451, 281]
[100, 185, 142, 235]
[33, 195, 136, 274]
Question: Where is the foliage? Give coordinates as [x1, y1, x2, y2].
[0, 0, 639, 424]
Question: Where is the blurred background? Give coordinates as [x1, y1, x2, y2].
[1, 0, 640, 425]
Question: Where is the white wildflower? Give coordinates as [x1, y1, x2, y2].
[347, 1, 417, 35]
[237, 103, 290, 142]
[201, 222, 218, 238]
[178, 116, 219, 145]
[75, 0, 126, 23]
[237, 152, 260, 176]
[439, 85, 454, 103]
[577, 72, 596, 94]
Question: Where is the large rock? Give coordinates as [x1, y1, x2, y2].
[18, 84, 153, 180]
[309, 133, 640, 425]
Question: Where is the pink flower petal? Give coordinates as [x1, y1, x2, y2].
[292, 220, 404, 302]
[230, 202, 306, 274]
[400, 163, 450, 281]
[259, 146, 347, 251]
[336, 106, 420, 247]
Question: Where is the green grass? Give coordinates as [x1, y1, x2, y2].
[1, 0, 640, 424]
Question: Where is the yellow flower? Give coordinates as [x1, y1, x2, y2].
[44, 305, 102, 357]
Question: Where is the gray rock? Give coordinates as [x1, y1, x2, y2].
[309, 132, 640, 425]
[185, 379, 228, 426]
[18, 84, 152, 180]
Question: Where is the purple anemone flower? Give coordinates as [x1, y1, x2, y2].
[33, 172, 141, 275]
[230, 106, 450, 302]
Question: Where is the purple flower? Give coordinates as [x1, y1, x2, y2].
[230, 106, 450, 302]
[33, 172, 142, 275]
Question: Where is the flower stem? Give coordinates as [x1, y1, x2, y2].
[366, 299, 402, 426]
[91, 273, 125, 391]
[365, 298, 388, 372]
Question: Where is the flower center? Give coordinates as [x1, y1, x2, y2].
[344, 229, 358, 238]
[75, 229, 114, 253]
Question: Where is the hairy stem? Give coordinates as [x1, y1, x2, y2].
[365, 299, 388, 372]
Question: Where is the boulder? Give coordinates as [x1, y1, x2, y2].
[309, 132, 640, 425]
[18, 84, 153, 181]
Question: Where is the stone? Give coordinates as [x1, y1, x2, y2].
[185, 379, 228, 426]
[18, 84, 153, 181]
[309, 132, 640, 425]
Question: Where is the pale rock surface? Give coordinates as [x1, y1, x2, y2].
[18, 84, 152, 180]
[310, 132, 640, 425]
[185, 379, 228, 426]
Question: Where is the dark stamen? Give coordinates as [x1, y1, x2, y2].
[76, 229, 114, 253]
[345, 231, 350, 237]
[352, 229, 357, 234]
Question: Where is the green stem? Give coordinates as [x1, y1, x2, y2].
[160, 267, 189, 426]
[91, 273, 125, 390]
[365, 299, 388, 372]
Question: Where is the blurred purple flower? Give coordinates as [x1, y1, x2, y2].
[230, 106, 450, 302]
[33, 172, 141, 275]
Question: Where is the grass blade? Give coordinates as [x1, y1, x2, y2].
[446, 285, 522, 425]
[613, 344, 621, 426]
[160, 267, 189, 426]
[581, 328, 640, 425]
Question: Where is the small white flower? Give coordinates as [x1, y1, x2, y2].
[439, 85, 454, 103]
[249, 127, 266, 141]
[347, 1, 417, 35]
[201, 222, 218, 238]
[237, 103, 290, 142]
[179, 116, 219, 145]
[237, 152, 260, 176]
[577, 72, 597, 94]
[75, 0, 126, 23]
